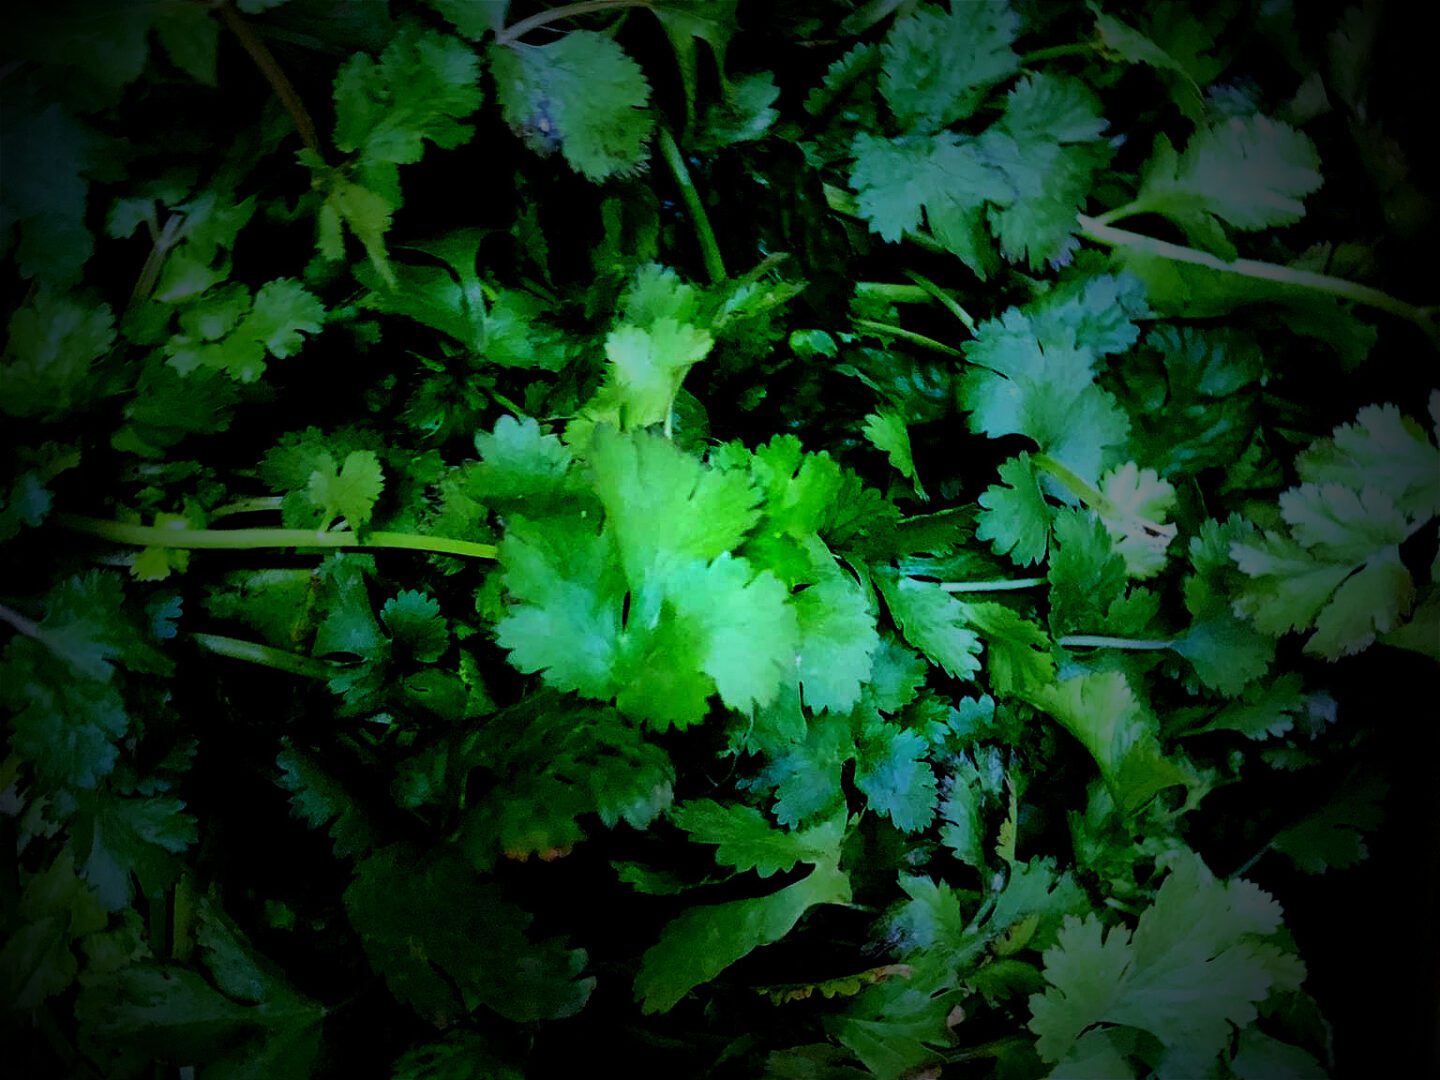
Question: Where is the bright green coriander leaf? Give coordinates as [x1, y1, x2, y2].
[636, 841, 850, 1013]
[879, 0, 1020, 132]
[878, 576, 982, 680]
[855, 726, 938, 832]
[307, 450, 385, 530]
[380, 590, 448, 662]
[867, 636, 929, 714]
[276, 740, 375, 860]
[347, 845, 593, 1025]
[794, 569, 880, 714]
[314, 171, 396, 285]
[2, 289, 117, 420]
[1029, 852, 1294, 1066]
[1030, 672, 1189, 814]
[496, 519, 624, 701]
[166, 278, 324, 383]
[490, 31, 653, 182]
[976, 453, 1050, 566]
[1131, 115, 1322, 254]
[622, 263, 704, 327]
[862, 410, 926, 500]
[1095, 462, 1178, 578]
[588, 427, 760, 582]
[670, 800, 842, 878]
[466, 414, 591, 519]
[954, 600, 1055, 697]
[245, 279, 326, 360]
[333, 27, 482, 166]
[594, 319, 715, 432]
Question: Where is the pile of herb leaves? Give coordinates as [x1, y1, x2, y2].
[3, 1, 1438, 1077]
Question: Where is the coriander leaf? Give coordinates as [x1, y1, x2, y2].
[581, 318, 715, 434]
[795, 568, 880, 714]
[1271, 777, 1385, 874]
[1047, 508, 1160, 638]
[2, 289, 117, 420]
[976, 453, 1050, 566]
[855, 726, 938, 832]
[1030, 672, 1190, 814]
[275, 740, 375, 860]
[470, 414, 587, 515]
[1295, 399, 1440, 520]
[333, 27, 482, 166]
[1029, 852, 1294, 1066]
[1232, 475, 1423, 659]
[879, 1, 1020, 132]
[1130, 116, 1322, 255]
[490, 31, 653, 181]
[877, 575, 982, 680]
[74, 792, 197, 912]
[347, 845, 593, 1025]
[588, 426, 760, 582]
[1095, 462, 1178, 578]
[0, 850, 106, 1009]
[636, 846, 850, 1013]
[862, 410, 926, 500]
[849, 131, 1007, 278]
[670, 800, 843, 877]
[954, 600, 1055, 697]
[380, 590, 448, 662]
[1092, 5, 1221, 123]
[307, 450, 385, 530]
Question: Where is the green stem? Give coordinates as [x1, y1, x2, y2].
[1020, 42, 1097, 64]
[1058, 634, 1177, 651]
[656, 126, 727, 283]
[1077, 214, 1440, 344]
[855, 282, 933, 304]
[903, 270, 977, 334]
[823, 184, 949, 255]
[210, 496, 284, 518]
[940, 577, 1047, 593]
[58, 514, 498, 560]
[853, 318, 965, 358]
[214, 0, 321, 157]
[192, 633, 336, 680]
[494, 0, 650, 45]
[1230, 842, 1273, 880]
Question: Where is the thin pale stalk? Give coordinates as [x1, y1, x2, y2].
[494, 0, 651, 45]
[852, 318, 964, 358]
[1058, 634, 1176, 651]
[1077, 214, 1439, 344]
[59, 514, 497, 560]
[214, 1, 321, 156]
[939, 578, 1047, 593]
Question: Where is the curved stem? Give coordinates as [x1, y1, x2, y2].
[494, 0, 651, 46]
[58, 514, 497, 560]
[1077, 214, 1440, 344]
[193, 633, 335, 680]
[214, 1, 321, 157]
[657, 126, 727, 283]
[940, 577, 1047, 593]
[1058, 634, 1176, 651]
[210, 496, 284, 518]
[903, 270, 977, 334]
[853, 319, 964, 358]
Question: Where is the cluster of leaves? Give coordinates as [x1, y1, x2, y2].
[3, 1, 1436, 1078]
